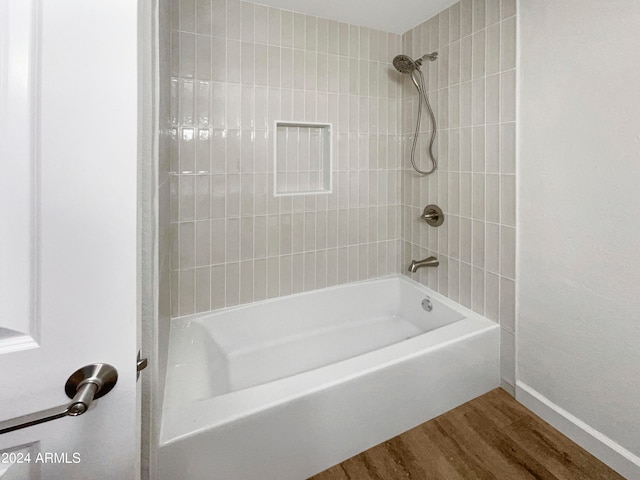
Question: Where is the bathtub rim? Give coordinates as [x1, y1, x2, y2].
[168, 274, 477, 326]
[161, 275, 498, 446]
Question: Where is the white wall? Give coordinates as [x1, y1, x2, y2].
[518, 0, 640, 476]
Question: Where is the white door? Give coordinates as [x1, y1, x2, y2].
[0, 0, 139, 478]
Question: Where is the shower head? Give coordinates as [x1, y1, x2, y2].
[392, 52, 439, 74]
[393, 55, 418, 74]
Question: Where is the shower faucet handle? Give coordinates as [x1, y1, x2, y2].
[420, 204, 444, 227]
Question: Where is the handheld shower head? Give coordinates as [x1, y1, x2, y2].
[392, 51, 440, 176]
[392, 52, 439, 74]
[392, 55, 418, 74]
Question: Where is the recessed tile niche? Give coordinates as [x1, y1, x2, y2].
[274, 121, 332, 196]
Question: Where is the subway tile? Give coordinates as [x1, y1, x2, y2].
[210, 129, 225, 173]
[317, 18, 328, 53]
[179, 269, 195, 315]
[240, 217, 255, 261]
[485, 271, 499, 321]
[439, 10, 450, 47]
[460, 217, 472, 263]
[253, 215, 267, 258]
[486, 0, 501, 26]
[460, 173, 472, 217]
[459, 262, 472, 308]
[294, 14, 307, 51]
[472, 30, 486, 79]
[195, 220, 211, 267]
[255, 44, 268, 86]
[195, 174, 210, 219]
[438, 46, 450, 89]
[196, 36, 211, 81]
[438, 254, 449, 296]
[448, 258, 460, 302]
[501, 0, 516, 19]
[485, 221, 500, 273]
[179, 175, 195, 220]
[179, 0, 196, 33]
[450, 3, 461, 43]
[240, 42, 255, 86]
[501, 122, 516, 174]
[292, 253, 305, 293]
[267, 256, 280, 298]
[450, 85, 460, 128]
[266, 215, 279, 257]
[486, 124, 500, 173]
[196, 82, 210, 128]
[486, 74, 500, 124]
[500, 225, 516, 279]
[240, 2, 254, 43]
[472, 220, 485, 268]
[281, 10, 293, 48]
[472, 266, 485, 313]
[225, 262, 240, 306]
[211, 219, 225, 264]
[460, 81, 472, 127]
[195, 266, 211, 313]
[211, 37, 226, 82]
[472, 173, 485, 220]
[486, 23, 500, 76]
[239, 260, 253, 304]
[170, 0, 180, 31]
[501, 174, 516, 226]
[210, 264, 225, 309]
[500, 276, 516, 331]
[225, 217, 240, 262]
[500, 69, 516, 122]
[278, 255, 291, 295]
[227, 39, 241, 83]
[254, 4, 268, 44]
[226, 85, 242, 129]
[501, 16, 516, 71]
[460, 127, 472, 172]
[253, 258, 267, 301]
[304, 251, 317, 290]
[212, 0, 226, 37]
[472, 77, 485, 126]
[179, 221, 196, 269]
[460, 0, 473, 38]
[472, 126, 486, 172]
[180, 79, 194, 126]
[473, 0, 486, 32]
[226, 0, 241, 40]
[486, 173, 500, 223]
[327, 20, 339, 55]
[267, 7, 280, 46]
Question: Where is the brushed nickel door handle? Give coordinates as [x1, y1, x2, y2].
[136, 350, 148, 380]
[0, 363, 118, 435]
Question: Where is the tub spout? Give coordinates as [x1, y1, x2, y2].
[408, 256, 439, 273]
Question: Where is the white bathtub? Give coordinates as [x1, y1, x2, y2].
[159, 275, 499, 480]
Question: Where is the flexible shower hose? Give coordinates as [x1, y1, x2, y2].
[408, 69, 438, 175]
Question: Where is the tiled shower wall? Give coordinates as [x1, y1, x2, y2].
[400, 0, 517, 389]
[168, 0, 404, 317]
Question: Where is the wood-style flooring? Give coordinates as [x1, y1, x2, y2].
[310, 388, 625, 480]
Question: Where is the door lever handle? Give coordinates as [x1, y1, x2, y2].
[0, 363, 118, 435]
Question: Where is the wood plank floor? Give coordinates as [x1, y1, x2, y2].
[309, 388, 625, 480]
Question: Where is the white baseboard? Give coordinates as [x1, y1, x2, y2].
[516, 381, 640, 480]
